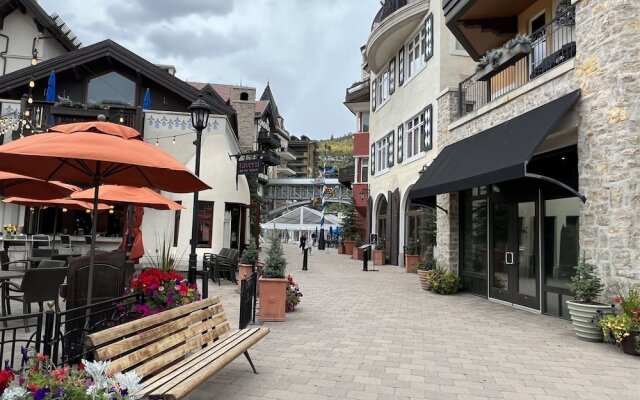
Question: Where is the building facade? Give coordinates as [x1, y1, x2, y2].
[406, 0, 639, 317]
[287, 135, 318, 178]
[364, 0, 473, 265]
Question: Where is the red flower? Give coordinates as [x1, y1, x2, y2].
[36, 353, 46, 362]
[0, 370, 14, 393]
[27, 383, 38, 392]
[77, 362, 85, 370]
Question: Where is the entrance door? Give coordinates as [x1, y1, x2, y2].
[490, 195, 539, 310]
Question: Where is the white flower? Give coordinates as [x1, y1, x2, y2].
[1, 386, 28, 400]
[82, 359, 113, 394]
[114, 371, 144, 399]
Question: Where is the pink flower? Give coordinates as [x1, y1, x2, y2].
[614, 295, 623, 303]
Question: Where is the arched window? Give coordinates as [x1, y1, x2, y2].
[240, 92, 249, 101]
[376, 196, 388, 249]
[87, 72, 136, 106]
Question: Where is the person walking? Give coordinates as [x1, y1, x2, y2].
[300, 234, 307, 253]
[311, 232, 317, 247]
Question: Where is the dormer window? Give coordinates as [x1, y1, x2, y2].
[87, 72, 136, 105]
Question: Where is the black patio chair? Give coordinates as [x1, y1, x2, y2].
[36, 259, 67, 269]
[1, 267, 67, 329]
[0, 250, 27, 272]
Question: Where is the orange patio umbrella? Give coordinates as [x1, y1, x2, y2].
[71, 185, 184, 262]
[0, 121, 209, 305]
[0, 172, 79, 200]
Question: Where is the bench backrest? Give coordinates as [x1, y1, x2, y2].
[85, 297, 230, 377]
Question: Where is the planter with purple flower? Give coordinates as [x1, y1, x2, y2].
[126, 268, 200, 317]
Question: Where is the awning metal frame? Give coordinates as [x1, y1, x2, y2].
[524, 161, 586, 203]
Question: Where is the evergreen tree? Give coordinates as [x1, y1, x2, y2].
[263, 233, 287, 278]
[239, 238, 260, 266]
[340, 200, 360, 241]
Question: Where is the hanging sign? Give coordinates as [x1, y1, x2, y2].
[237, 159, 263, 174]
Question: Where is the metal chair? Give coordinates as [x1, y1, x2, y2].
[1, 267, 68, 324]
[31, 234, 51, 249]
[59, 235, 74, 254]
[0, 250, 27, 272]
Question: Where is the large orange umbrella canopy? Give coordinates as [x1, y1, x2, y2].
[0, 172, 79, 200]
[71, 185, 184, 210]
[0, 121, 209, 193]
[2, 197, 110, 211]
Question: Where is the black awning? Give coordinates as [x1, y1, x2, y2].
[409, 90, 580, 201]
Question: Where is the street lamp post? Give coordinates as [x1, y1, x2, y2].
[187, 94, 211, 284]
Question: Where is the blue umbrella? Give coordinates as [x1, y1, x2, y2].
[142, 88, 151, 109]
[45, 70, 56, 102]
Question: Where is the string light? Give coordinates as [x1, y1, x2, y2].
[28, 80, 35, 88]
[24, 110, 30, 117]
[62, 208, 68, 213]
[155, 139, 159, 146]
[31, 58, 37, 66]
[119, 115, 124, 123]
[85, 209, 91, 214]
[172, 136, 176, 145]
[27, 97, 33, 104]
[109, 209, 115, 214]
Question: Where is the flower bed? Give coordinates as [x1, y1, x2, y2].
[126, 268, 200, 317]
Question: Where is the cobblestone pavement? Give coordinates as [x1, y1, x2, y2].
[192, 243, 639, 400]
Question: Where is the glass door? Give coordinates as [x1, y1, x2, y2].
[490, 195, 540, 309]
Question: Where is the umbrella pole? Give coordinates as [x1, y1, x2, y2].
[86, 179, 101, 306]
[51, 208, 58, 252]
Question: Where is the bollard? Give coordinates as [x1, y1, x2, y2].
[302, 247, 308, 271]
[362, 246, 368, 272]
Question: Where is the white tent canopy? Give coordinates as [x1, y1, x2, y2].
[261, 206, 341, 231]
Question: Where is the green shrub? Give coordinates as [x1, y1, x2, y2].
[424, 267, 459, 295]
[239, 239, 260, 266]
[570, 257, 603, 303]
[263, 233, 286, 278]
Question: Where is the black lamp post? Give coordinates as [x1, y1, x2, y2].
[187, 94, 211, 283]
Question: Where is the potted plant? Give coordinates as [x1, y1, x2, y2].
[373, 241, 385, 265]
[475, 48, 503, 81]
[404, 239, 420, 273]
[238, 239, 260, 292]
[352, 234, 363, 260]
[340, 201, 360, 256]
[285, 274, 303, 312]
[426, 267, 459, 295]
[566, 257, 612, 342]
[595, 285, 640, 356]
[504, 34, 532, 57]
[259, 233, 288, 322]
[416, 259, 434, 290]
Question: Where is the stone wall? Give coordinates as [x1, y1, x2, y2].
[233, 101, 257, 152]
[574, 0, 640, 292]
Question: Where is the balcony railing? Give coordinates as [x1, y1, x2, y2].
[371, 0, 408, 31]
[457, 5, 576, 118]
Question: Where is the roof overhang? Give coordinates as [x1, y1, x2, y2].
[409, 90, 584, 202]
[443, 0, 537, 60]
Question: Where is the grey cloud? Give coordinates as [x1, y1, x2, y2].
[105, 0, 234, 25]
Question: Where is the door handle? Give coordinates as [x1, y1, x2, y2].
[505, 252, 514, 265]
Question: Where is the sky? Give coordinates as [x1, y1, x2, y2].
[39, 0, 380, 140]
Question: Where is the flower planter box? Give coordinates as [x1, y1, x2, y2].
[352, 246, 364, 261]
[475, 43, 532, 82]
[566, 300, 613, 342]
[237, 263, 254, 293]
[258, 277, 287, 322]
[405, 255, 420, 273]
[343, 240, 355, 256]
[373, 250, 385, 265]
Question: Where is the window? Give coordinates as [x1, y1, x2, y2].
[196, 201, 214, 248]
[405, 113, 423, 159]
[361, 157, 369, 183]
[407, 27, 426, 78]
[87, 72, 136, 105]
[358, 112, 370, 132]
[376, 137, 388, 173]
[240, 92, 249, 101]
[173, 201, 182, 247]
[378, 69, 389, 104]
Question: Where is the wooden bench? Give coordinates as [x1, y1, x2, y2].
[85, 297, 269, 400]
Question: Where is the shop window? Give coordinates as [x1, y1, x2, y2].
[87, 72, 135, 105]
[461, 188, 488, 296]
[543, 197, 581, 289]
[197, 201, 214, 248]
[406, 204, 435, 257]
[377, 197, 388, 247]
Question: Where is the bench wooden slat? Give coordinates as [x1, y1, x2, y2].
[130, 321, 231, 378]
[95, 304, 225, 361]
[144, 328, 269, 399]
[107, 316, 230, 375]
[86, 297, 221, 347]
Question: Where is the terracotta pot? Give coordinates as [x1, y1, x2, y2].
[337, 244, 344, 254]
[258, 277, 287, 322]
[237, 263, 254, 293]
[621, 331, 640, 356]
[417, 270, 429, 290]
[405, 255, 420, 273]
[353, 246, 364, 260]
[373, 250, 385, 265]
[343, 240, 355, 255]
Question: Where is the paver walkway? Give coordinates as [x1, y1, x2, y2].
[192, 243, 639, 400]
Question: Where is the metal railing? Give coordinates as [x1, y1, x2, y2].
[371, 0, 408, 31]
[0, 313, 42, 370]
[458, 5, 576, 118]
[239, 271, 258, 329]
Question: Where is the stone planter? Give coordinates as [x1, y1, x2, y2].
[417, 270, 429, 290]
[237, 263, 254, 293]
[373, 250, 385, 265]
[353, 246, 364, 261]
[621, 331, 640, 356]
[566, 300, 613, 342]
[258, 277, 287, 322]
[405, 255, 420, 273]
[475, 43, 532, 82]
[343, 240, 355, 256]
